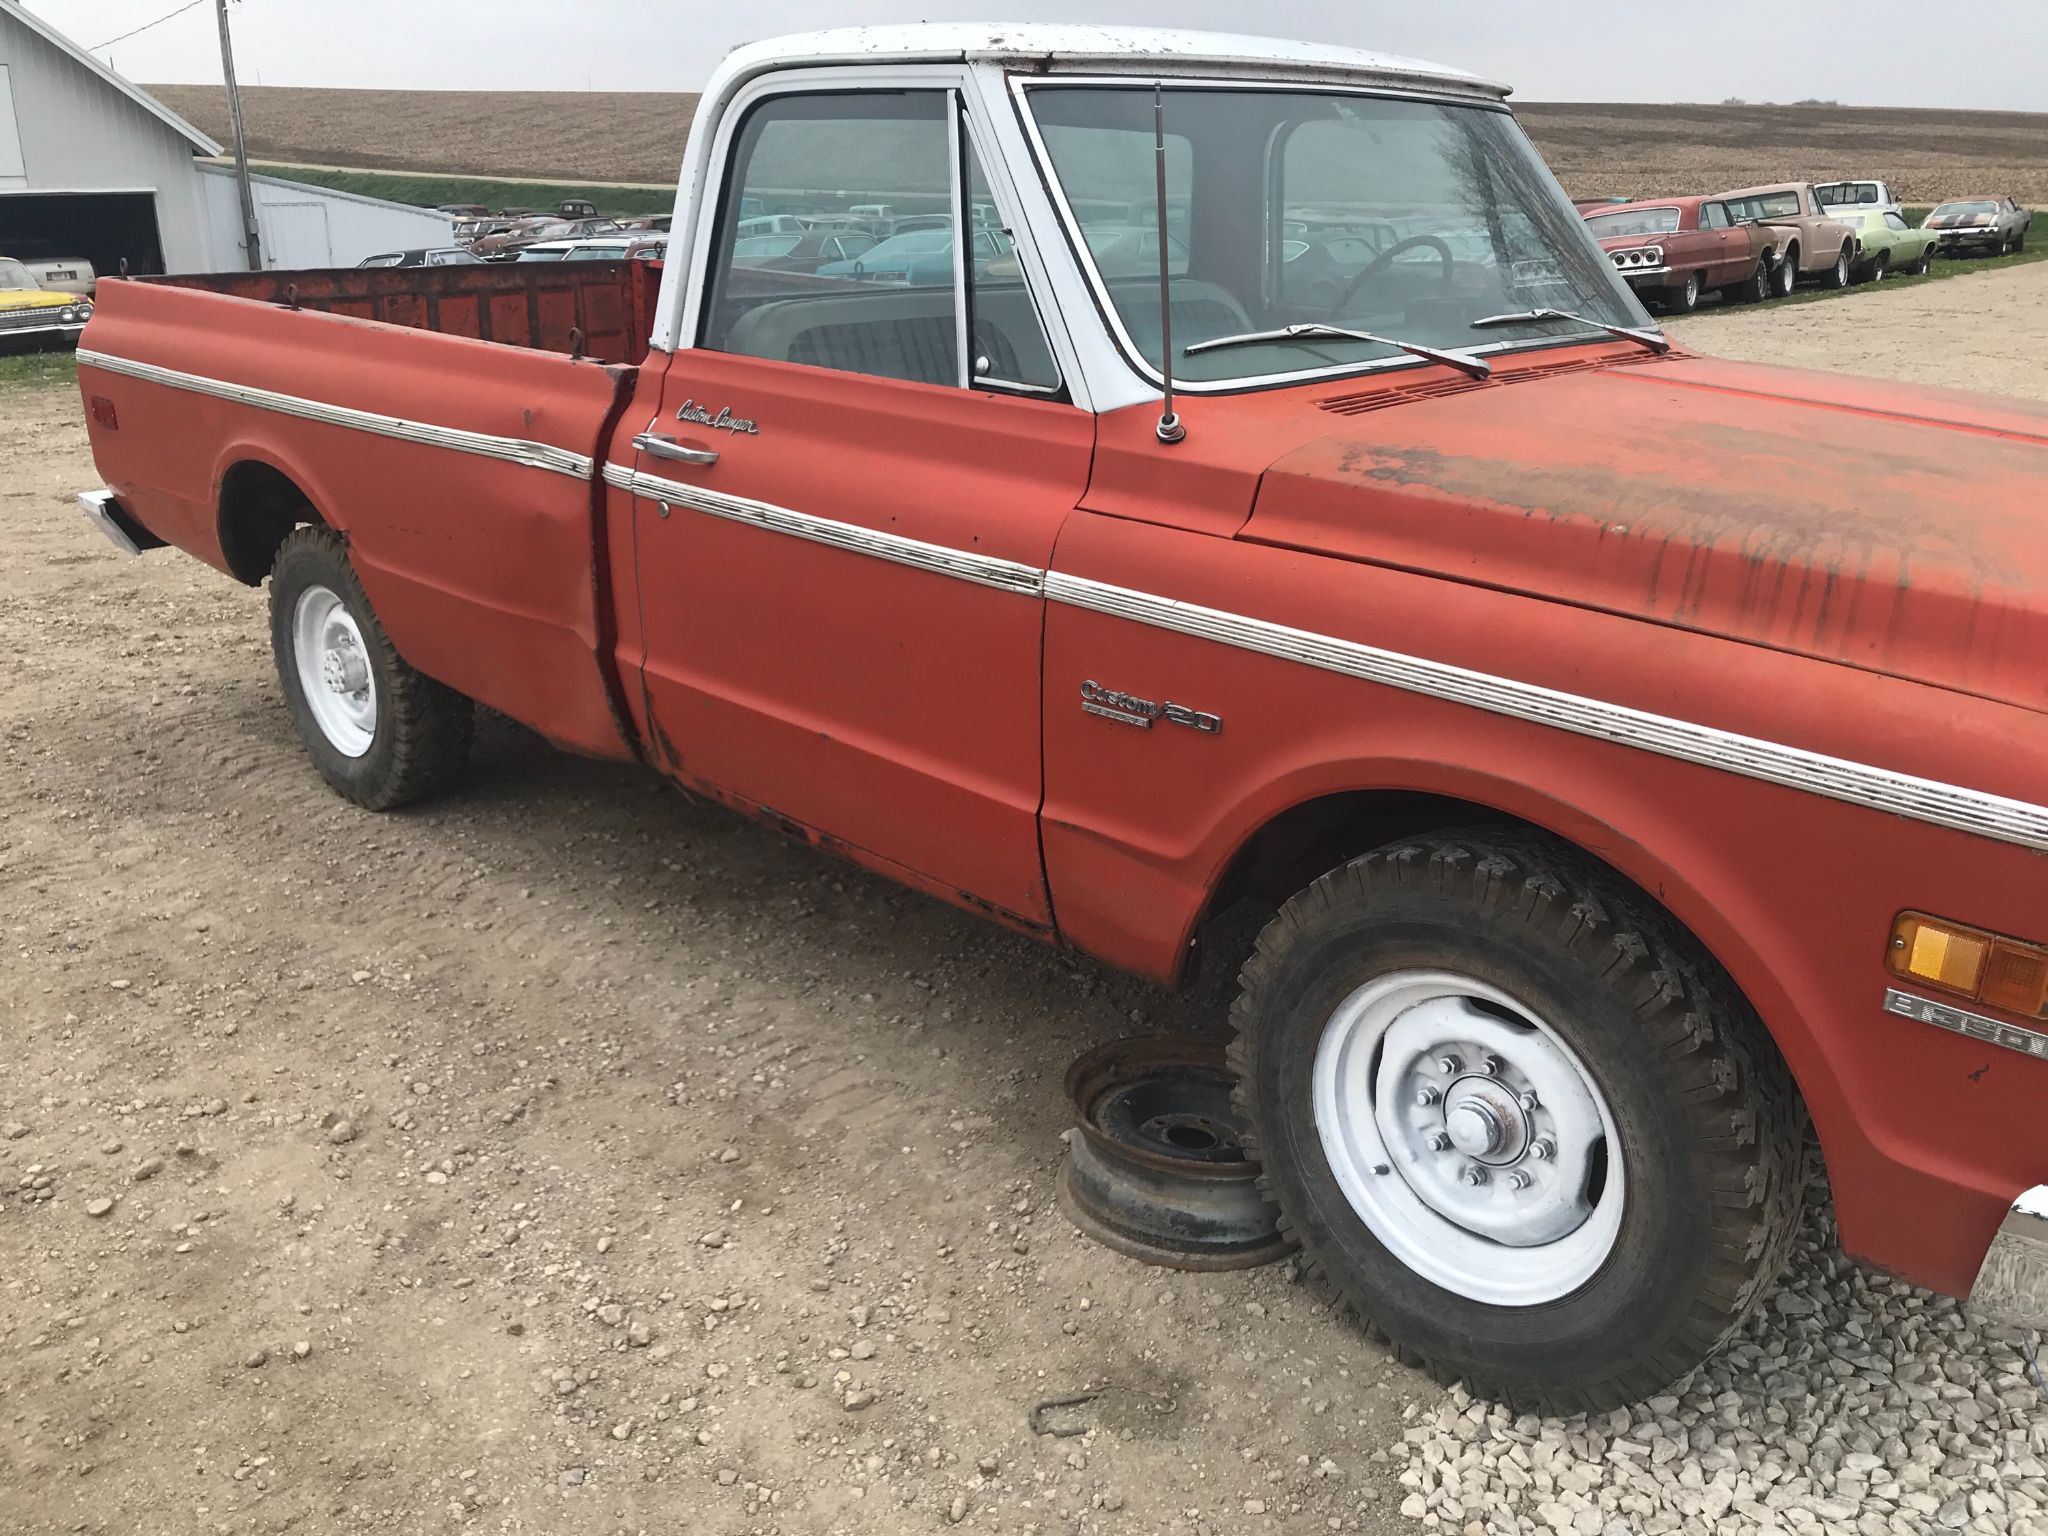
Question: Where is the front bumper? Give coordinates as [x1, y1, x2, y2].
[1969, 1186, 2048, 1327]
[77, 489, 165, 556]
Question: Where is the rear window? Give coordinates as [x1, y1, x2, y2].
[1724, 191, 1803, 220]
[1585, 207, 1681, 238]
[1934, 201, 1999, 217]
[1815, 182, 1880, 207]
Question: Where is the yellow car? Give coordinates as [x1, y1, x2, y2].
[0, 256, 94, 349]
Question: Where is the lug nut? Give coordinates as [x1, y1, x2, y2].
[1530, 1138, 1556, 1161]
[1508, 1170, 1533, 1190]
[1427, 1132, 1453, 1152]
[1415, 1086, 1441, 1108]
[1459, 1165, 1489, 1187]
[1518, 1090, 1540, 1113]
[1481, 1055, 1504, 1077]
[1437, 1054, 1463, 1075]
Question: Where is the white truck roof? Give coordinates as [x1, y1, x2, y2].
[709, 24, 1508, 103]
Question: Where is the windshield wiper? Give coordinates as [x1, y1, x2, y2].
[1469, 309, 1670, 354]
[1183, 323, 1492, 380]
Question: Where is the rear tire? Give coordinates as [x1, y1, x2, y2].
[1825, 246, 1852, 289]
[1914, 247, 1935, 275]
[269, 527, 474, 810]
[1662, 270, 1702, 314]
[1864, 251, 1890, 284]
[1723, 258, 1771, 305]
[1228, 832, 1805, 1412]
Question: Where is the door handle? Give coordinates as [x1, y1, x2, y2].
[634, 432, 718, 467]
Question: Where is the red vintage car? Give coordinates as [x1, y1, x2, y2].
[70, 26, 2048, 1411]
[1583, 195, 1778, 311]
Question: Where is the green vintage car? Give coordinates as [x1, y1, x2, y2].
[1837, 208, 1940, 281]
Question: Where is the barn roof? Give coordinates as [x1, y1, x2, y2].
[0, 0, 224, 156]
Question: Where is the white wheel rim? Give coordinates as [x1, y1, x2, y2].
[1312, 969, 1626, 1306]
[293, 585, 377, 758]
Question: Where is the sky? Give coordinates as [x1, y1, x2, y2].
[22, 0, 2048, 111]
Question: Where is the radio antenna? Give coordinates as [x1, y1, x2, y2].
[1151, 84, 1184, 445]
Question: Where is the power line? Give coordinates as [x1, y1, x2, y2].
[91, 0, 209, 53]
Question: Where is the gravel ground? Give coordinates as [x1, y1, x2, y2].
[1668, 257, 2048, 402]
[4, 263, 2046, 1535]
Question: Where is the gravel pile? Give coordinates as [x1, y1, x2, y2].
[1396, 1186, 2048, 1536]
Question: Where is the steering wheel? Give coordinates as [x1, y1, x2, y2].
[1327, 234, 1455, 321]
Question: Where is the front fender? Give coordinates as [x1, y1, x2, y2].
[1041, 509, 2048, 1300]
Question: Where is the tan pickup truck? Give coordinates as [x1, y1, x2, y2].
[1716, 182, 1861, 294]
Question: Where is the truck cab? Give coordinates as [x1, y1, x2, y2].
[71, 25, 2048, 1412]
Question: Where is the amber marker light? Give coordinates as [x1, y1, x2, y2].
[1890, 912, 2048, 1019]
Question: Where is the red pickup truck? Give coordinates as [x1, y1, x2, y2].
[73, 25, 2048, 1411]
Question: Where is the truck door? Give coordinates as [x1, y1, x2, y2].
[617, 83, 1088, 932]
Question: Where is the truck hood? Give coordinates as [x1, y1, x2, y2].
[0, 288, 75, 313]
[1243, 350, 2048, 714]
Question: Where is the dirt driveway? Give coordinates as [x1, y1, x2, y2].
[4, 264, 2045, 1536]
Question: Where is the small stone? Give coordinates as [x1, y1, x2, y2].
[244, 1349, 268, 1369]
[844, 1388, 877, 1411]
[424, 1170, 448, 1186]
[700, 1230, 727, 1249]
[718, 1147, 740, 1163]
[84, 1196, 115, 1218]
[850, 1339, 876, 1360]
[292, 1341, 311, 1360]
[948, 1493, 970, 1523]
[1, 1122, 28, 1141]
[717, 1469, 739, 1486]
[596, 1303, 625, 1327]
[100, 1138, 124, 1155]
[1243, 1497, 1267, 1515]
[610, 1421, 633, 1441]
[559, 1468, 585, 1488]
[977, 1455, 998, 1476]
[326, 1120, 357, 1146]
[109, 978, 132, 991]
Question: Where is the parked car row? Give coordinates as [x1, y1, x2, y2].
[0, 254, 94, 349]
[358, 199, 675, 270]
[1578, 178, 2033, 313]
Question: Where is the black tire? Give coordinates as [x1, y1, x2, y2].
[1773, 246, 1799, 296]
[1914, 246, 1935, 275]
[1662, 270, 1702, 314]
[1228, 831, 1805, 1413]
[1722, 258, 1771, 305]
[1863, 251, 1890, 284]
[1825, 246, 1852, 289]
[269, 527, 473, 810]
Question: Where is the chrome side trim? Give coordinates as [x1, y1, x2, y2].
[1969, 1184, 2048, 1328]
[605, 463, 1044, 597]
[1883, 989, 2048, 1062]
[1042, 573, 2048, 853]
[76, 349, 595, 481]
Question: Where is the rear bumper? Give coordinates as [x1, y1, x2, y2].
[1969, 1187, 2048, 1328]
[77, 488, 166, 556]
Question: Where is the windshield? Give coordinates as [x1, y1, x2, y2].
[1025, 85, 1642, 387]
[0, 258, 41, 289]
[1585, 207, 1681, 238]
[1934, 201, 1998, 217]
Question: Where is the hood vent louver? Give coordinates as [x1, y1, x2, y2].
[1316, 348, 1674, 417]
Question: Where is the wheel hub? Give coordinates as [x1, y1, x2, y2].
[1313, 972, 1627, 1304]
[321, 640, 369, 697]
[292, 584, 378, 759]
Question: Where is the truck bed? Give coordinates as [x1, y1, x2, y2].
[76, 274, 645, 761]
[145, 260, 666, 367]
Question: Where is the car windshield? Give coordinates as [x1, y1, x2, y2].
[0, 258, 37, 289]
[1816, 183, 1879, 206]
[867, 228, 955, 258]
[516, 246, 571, 262]
[1024, 85, 1642, 387]
[1585, 207, 1682, 238]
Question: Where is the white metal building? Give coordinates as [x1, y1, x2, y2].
[0, 0, 454, 274]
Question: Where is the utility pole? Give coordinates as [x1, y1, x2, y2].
[215, 0, 262, 271]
